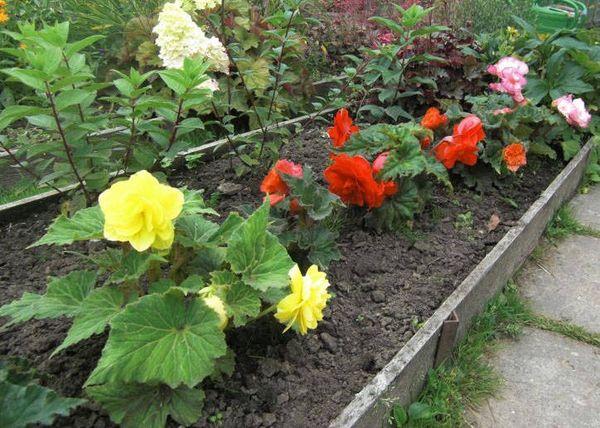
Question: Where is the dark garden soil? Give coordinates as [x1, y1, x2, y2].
[0, 128, 564, 427]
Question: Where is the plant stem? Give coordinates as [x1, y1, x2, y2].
[45, 82, 92, 205]
[210, 101, 254, 170]
[120, 99, 137, 175]
[152, 96, 184, 171]
[259, 5, 301, 162]
[265, 6, 300, 124]
[204, 17, 269, 144]
[220, 0, 232, 113]
[256, 304, 277, 319]
[0, 140, 64, 194]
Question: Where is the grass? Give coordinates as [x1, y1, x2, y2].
[0, 178, 48, 205]
[388, 281, 600, 427]
[545, 205, 600, 241]
[526, 315, 600, 348]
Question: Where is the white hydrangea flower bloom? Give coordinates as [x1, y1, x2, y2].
[197, 78, 220, 93]
[153, 1, 207, 69]
[153, 0, 230, 74]
[200, 36, 229, 75]
[194, 0, 220, 10]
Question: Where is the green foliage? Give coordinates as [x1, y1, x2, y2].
[0, 23, 217, 203]
[0, 359, 85, 428]
[270, 166, 343, 268]
[0, 270, 96, 329]
[438, 0, 534, 34]
[0, 188, 301, 427]
[356, 4, 449, 121]
[226, 200, 294, 291]
[86, 383, 204, 428]
[86, 289, 227, 388]
[509, 23, 598, 107]
[30, 206, 104, 247]
[52, 287, 128, 356]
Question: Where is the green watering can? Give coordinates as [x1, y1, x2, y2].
[530, 0, 588, 33]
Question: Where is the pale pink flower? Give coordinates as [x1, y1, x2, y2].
[493, 107, 515, 116]
[372, 151, 389, 174]
[487, 56, 529, 77]
[488, 57, 529, 105]
[552, 94, 591, 128]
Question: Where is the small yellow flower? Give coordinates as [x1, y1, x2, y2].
[275, 264, 331, 335]
[0, 10, 9, 25]
[99, 170, 184, 252]
[203, 295, 228, 330]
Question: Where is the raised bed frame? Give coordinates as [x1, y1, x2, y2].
[0, 124, 593, 427]
[330, 139, 594, 428]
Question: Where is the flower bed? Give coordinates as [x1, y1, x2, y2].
[0, 2, 598, 427]
[0, 125, 565, 426]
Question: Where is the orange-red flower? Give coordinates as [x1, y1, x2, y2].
[324, 154, 396, 209]
[421, 107, 448, 130]
[420, 136, 431, 149]
[327, 108, 359, 148]
[503, 143, 527, 172]
[434, 115, 485, 169]
[453, 115, 485, 147]
[260, 159, 303, 206]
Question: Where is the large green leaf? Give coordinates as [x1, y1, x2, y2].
[382, 140, 427, 180]
[52, 287, 127, 356]
[180, 188, 218, 217]
[226, 200, 293, 292]
[86, 290, 227, 388]
[31, 206, 104, 247]
[0, 380, 85, 428]
[224, 281, 261, 328]
[86, 383, 204, 428]
[296, 225, 342, 268]
[175, 216, 220, 248]
[0, 271, 96, 328]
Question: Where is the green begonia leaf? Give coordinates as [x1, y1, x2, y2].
[224, 282, 261, 327]
[226, 200, 293, 292]
[175, 216, 220, 248]
[86, 290, 226, 388]
[52, 287, 127, 356]
[0, 271, 96, 328]
[30, 206, 104, 247]
[285, 166, 340, 221]
[109, 252, 167, 284]
[87, 383, 204, 428]
[0, 380, 85, 427]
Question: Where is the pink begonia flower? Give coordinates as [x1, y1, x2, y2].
[487, 56, 529, 77]
[493, 107, 515, 116]
[552, 94, 592, 128]
[372, 151, 390, 174]
[488, 57, 529, 104]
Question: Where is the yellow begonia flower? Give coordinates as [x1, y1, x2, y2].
[203, 295, 228, 330]
[275, 264, 331, 335]
[99, 170, 184, 252]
